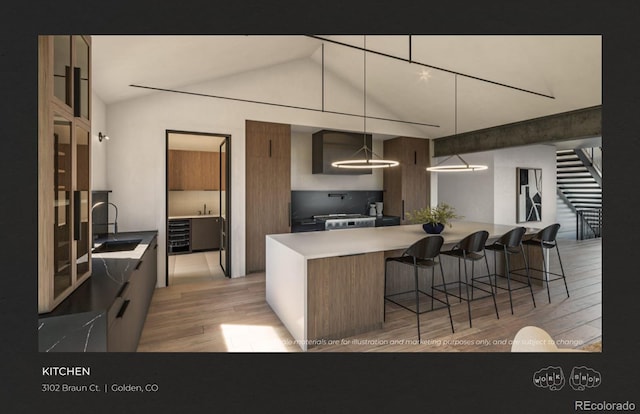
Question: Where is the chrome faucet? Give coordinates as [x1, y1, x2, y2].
[91, 201, 119, 245]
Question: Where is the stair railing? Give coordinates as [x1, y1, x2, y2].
[576, 208, 602, 240]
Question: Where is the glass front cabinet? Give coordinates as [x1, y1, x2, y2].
[38, 35, 92, 313]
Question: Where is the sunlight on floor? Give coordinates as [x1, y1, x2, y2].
[220, 324, 289, 352]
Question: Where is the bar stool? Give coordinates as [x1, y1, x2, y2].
[476, 226, 536, 314]
[432, 230, 499, 328]
[384, 235, 454, 341]
[519, 223, 569, 303]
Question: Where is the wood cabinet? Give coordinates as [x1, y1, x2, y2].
[383, 137, 431, 224]
[168, 150, 222, 190]
[38, 35, 92, 314]
[191, 217, 221, 251]
[108, 236, 157, 352]
[245, 120, 291, 273]
[307, 252, 384, 342]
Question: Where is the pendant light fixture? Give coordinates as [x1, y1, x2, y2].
[332, 36, 399, 169]
[427, 74, 488, 172]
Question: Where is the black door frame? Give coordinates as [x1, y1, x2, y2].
[165, 129, 232, 286]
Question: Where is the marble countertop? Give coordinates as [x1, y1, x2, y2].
[41, 230, 158, 318]
[267, 221, 539, 260]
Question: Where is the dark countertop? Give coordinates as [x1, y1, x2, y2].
[40, 230, 158, 318]
[38, 230, 158, 352]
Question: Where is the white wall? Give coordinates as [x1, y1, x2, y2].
[436, 152, 495, 223]
[492, 144, 556, 227]
[290, 131, 384, 191]
[169, 191, 221, 216]
[91, 92, 108, 190]
[104, 57, 423, 284]
[436, 144, 556, 228]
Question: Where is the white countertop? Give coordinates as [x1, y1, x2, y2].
[267, 221, 538, 260]
[169, 214, 220, 219]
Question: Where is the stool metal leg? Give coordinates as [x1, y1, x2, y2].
[439, 258, 455, 333]
[383, 261, 388, 322]
[541, 243, 552, 303]
[431, 266, 435, 311]
[463, 254, 472, 328]
[504, 246, 514, 315]
[556, 244, 570, 298]
[485, 253, 499, 320]
[521, 243, 536, 308]
[414, 264, 421, 341]
[458, 258, 462, 303]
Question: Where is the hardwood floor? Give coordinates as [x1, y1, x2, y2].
[138, 238, 601, 352]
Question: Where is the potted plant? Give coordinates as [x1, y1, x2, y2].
[406, 203, 463, 234]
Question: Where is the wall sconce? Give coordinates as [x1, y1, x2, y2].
[98, 132, 110, 142]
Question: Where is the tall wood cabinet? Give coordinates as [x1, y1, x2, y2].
[38, 35, 92, 313]
[245, 120, 291, 273]
[383, 137, 430, 224]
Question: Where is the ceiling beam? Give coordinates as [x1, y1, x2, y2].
[433, 106, 601, 157]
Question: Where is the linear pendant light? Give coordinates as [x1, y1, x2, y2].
[427, 74, 488, 172]
[332, 36, 399, 169]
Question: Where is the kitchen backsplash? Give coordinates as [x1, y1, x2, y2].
[291, 190, 384, 219]
[169, 191, 223, 216]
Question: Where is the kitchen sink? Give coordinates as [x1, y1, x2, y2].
[92, 239, 142, 253]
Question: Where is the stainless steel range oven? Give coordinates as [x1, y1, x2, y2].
[313, 214, 377, 230]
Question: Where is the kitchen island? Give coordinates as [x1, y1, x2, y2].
[266, 221, 541, 350]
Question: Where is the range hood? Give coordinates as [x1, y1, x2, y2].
[312, 129, 372, 175]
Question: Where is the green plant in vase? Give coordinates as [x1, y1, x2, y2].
[406, 203, 463, 234]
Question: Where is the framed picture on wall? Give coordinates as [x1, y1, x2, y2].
[517, 167, 542, 222]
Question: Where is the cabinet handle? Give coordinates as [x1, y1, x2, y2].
[116, 300, 130, 318]
[73, 191, 81, 241]
[414, 151, 417, 165]
[269, 139, 272, 157]
[117, 281, 130, 297]
[288, 202, 291, 228]
[73, 67, 81, 117]
[402, 200, 405, 220]
[135, 260, 143, 270]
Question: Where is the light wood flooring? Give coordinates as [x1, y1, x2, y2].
[168, 251, 226, 286]
[138, 238, 601, 352]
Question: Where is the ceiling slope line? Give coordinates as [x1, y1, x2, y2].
[129, 84, 441, 128]
[307, 35, 556, 100]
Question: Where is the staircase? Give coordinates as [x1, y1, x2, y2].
[556, 148, 602, 239]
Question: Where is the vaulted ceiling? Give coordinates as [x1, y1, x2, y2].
[92, 35, 601, 140]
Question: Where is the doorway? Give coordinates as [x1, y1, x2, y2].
[165, 130, 231, 286]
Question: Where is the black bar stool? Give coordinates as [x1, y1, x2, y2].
[384, 235, 454, 341]
[518, 223, 569, 303]
[476, 226, 536, 314]
[432, 230, 499, 328]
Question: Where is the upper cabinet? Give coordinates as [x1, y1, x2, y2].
[168, 150, 223, 191]
[383, 137, 431, 224]
[39, 35, 92, 313]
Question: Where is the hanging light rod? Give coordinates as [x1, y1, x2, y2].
[426, 154, 487, 172]
[332, 145, 400, 169]
[427, 74, 487, 172]
[330, 35, 399, 170]
[129, 84, 440, 128]
[306, 35, 555, 100]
